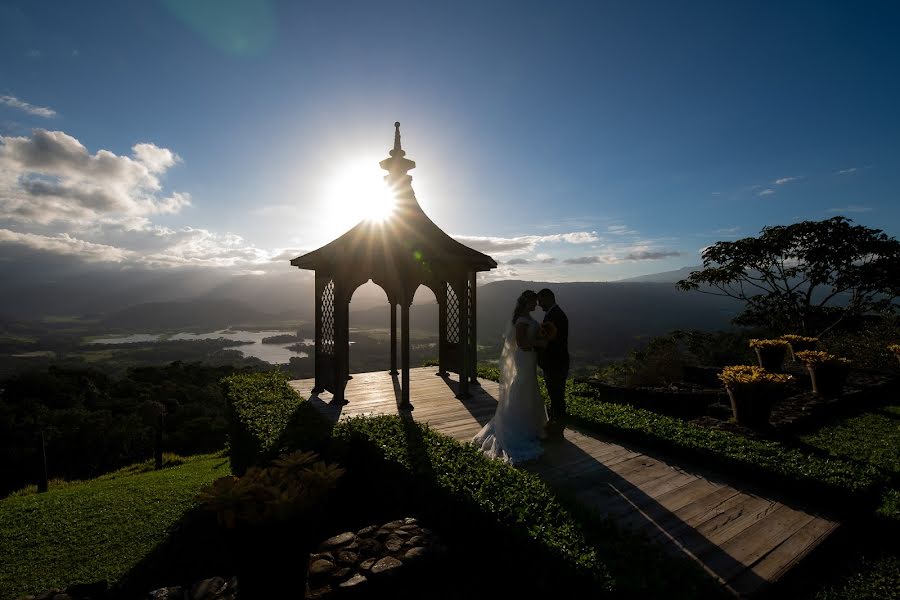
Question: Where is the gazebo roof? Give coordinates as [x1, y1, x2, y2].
[291, 123, 497, 275]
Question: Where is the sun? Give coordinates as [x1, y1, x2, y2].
[321, 159, 397, 225]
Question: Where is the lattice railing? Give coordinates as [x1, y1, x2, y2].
[322, 280, 335, 356]
[447, 282, 459, 344]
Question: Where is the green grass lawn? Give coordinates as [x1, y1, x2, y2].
[0, 454, 229, 599]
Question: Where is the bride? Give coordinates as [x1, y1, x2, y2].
[472, 290, 548, 464]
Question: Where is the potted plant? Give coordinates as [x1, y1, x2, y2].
[718, 365, 793, 427]
[889, 344, 900, 367]
[794, 350, 852, 398]
[748, 338, 789, 372]
[780, 334, 819, 362]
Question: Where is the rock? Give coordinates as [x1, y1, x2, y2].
[419, 528, 433, 536]
[402, 517, 418, 525]
[355, 538, 381, 556]
[393, 530, 410, 539]
[383, 520, 404, 529]
[52, 595, 72, 600]
[398, 524, 419, 532]
[304, 584, 332, 600]
[338, 574, 368, 589]
[319, 532, 356, 550]
[404, 547, 428, 561]
[66, 581, 108, 598]
[356, 525, 377, 537]
[146, 587, 184, 600]
[309, 559, 336, 579]
[336, 550, 359, 565]
[370, 556, 403, 576]
[310, 551, 334, 562]
[408, 535, 424, 546]
[384, 537, 403, 552]
[373, 528, 393, 539]
[359, 558, 376, 572]
[330, 567, 352, 581]
[190, 577, 226, 600]
[35, 592, 58, 600]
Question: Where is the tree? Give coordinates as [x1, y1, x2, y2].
[676, 217, 900, 336]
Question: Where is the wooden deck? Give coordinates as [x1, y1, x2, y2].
[290, 367, 839, 597]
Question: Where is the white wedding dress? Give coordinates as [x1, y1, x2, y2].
[472, 315, 548, 465]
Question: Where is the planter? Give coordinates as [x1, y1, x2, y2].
[755, 346, 787, 372]
[725, 384, 777, 428]
[807, 365, 847, 398]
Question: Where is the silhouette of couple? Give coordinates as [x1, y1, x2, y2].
[473, 288, 569, 464]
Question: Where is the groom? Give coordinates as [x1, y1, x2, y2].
[537, 288, 569, 438]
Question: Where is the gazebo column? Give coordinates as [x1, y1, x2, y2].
[457, 276, 471, 399]
[436, 283, 448, 376]
[311, 274, 326, 395]
[389, 301, 398, 375]
[468, 272, 478, 385]
[400, 298, 413, 409]
[332, 277, 350, 404]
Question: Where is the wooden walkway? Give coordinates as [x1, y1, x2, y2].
[290, 367, 839, 597]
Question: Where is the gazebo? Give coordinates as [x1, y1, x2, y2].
[291, 123, 497, 408]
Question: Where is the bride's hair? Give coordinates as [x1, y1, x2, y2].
[511, 290, 538, 324]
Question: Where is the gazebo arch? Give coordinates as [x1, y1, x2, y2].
[291, 123, 497, 408]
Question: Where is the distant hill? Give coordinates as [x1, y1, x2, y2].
[615, 266, 701, 283]
[350, 279, 744, 361]
[99, 299, 271, 331]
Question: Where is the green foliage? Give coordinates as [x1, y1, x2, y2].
[677, 217, 900, 336]
[222, 371, 332, 474]
[820, 314, 900, 372]
[197, 450, 343, 529]
[0, 363, 240, 496]
[801, 403, 900, 521]
[563, 381, 884, 507]
[815, 554, 900, 600]
[0, 453, 229, 599]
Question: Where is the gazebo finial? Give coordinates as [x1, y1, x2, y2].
[380, 120, 416, 178]
[391, 121, 405, 157]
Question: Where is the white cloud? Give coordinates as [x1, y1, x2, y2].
[0, 96, 57, 118]
[827, 205, 872, 213]
[774, 176, 802, 185]
[606, 224, 639, 236]
[505, 257, 530, 265]
[0, 228, 132, 262]
[563, 248, 680, 265]
[835, 167, 858, 175]
[0, 129, 190, 225]
[452, 231, 599, 255]
[758, 189, 775, 196]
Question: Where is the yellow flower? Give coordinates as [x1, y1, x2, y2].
[781, 335, 818, 345]
[888, 344, 900, 355]
[794, 350, 851, 367]
[748, 338, 790, 349]
[718, 365, 793, 386]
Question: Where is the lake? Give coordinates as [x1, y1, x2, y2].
[89, 330, 314, 364]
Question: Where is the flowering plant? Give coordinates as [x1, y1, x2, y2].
[794, 350, 851, 367]
[539, 321, 558, 341]
[718, 365, 793, 386]
[780, 334, 818, 345]
[889, 344, 900, 356]
[748, 338, 790, 349]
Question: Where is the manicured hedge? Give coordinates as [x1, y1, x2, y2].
[221, 371, 330, 474]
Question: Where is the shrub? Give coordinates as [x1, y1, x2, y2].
[794, 350, 852, 367]
[718, 365, 793, 386]
[748, 338, 790, 349]
[221, 371, 331, 475]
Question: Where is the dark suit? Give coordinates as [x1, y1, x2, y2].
[538, 304, 569, 421]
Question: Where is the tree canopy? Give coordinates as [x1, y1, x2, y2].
[676, 217, 900, 335]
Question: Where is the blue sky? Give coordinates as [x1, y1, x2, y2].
[1, 0, 898, 284]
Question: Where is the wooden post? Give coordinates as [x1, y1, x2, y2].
[312, 274, 325, 394]
[389, 301, 398, 375]
[37, 430, 48, 493]
[457, 277, 471, 399]
[469, 272, 479, 384]
[401, 299, 412, 409]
